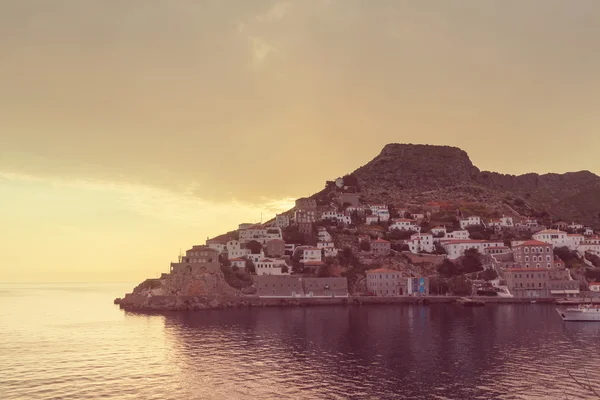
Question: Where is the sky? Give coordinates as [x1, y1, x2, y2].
[2, 0, 600, 282]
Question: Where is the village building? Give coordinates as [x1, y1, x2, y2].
[229, 258, 247, 272]
[504, 268, 549, 298]
[317, 241, 338, 257]
[407, 233, 434, 253]
[284, 243, 296, 256]
[295, 198, 317, 210]
[459, 216, 482, 229]
[239, 226, 283, 245]
[295, 209, 317, 224]
[547, 269, 580, 297]
[226, 240, 250, 259]
[366, 269, 406, 296]
[371, 239, 391, 255]
[255, 259, 289, 276]
[265, 239, 286, 258]
[389, 218, 421, 232]
[578, 236, 600, 255]
[431, 226, 447, 236]
[512, 240, 555, 269]
[584, 227, 594, 236]
[170, 246, 221, 274]
[442, 240, 504, 259]
[248, 250, 266, 264]
[554, 221, 569, 230]
[275, 214, 290, 228]
[366, 215, 380, 225]
[532, 229, 570, 249]
[317, 227, 333, 242]
[410, 213, 426, 222]
[255, 276, 348, 298]
[484, 246, 511, 256]
[568, 222, 584, 231]
[365, 270, 429, 296]
[439, 230, 470, 241]
[298, 222, 313, 235]
[301, 247, 322, 263]
[238, 223, 256, 230]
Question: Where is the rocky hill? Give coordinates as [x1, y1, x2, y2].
[346, 143, 600, 227]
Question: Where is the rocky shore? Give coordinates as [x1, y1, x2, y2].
[114, 293, 575, 313]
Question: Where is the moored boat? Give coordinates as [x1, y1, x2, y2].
[557, 304, 600, 321]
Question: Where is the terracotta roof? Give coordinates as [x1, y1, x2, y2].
[393, 218, 416, 223]
[441, 240, 486, 244]
[513, 240, 550, 247]
[589, 283, 600, 286]
[366, 268, 401, 274]
[373, 239, 390, 243]
[535, 229, 565, 234]
[485, 246, 509, 250]
[567, 234, 584, 237]
[229, 258, 245, 261]
[506, 268, 549, 272]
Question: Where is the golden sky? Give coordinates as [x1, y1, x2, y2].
[2, 0, 600, 282]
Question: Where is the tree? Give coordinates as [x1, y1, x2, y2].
[360, 241, 371, 251]
[449, 275, 472, 295]
[281, 265, 289, 274]
[479, 268, 498, 281]
[388, 229, 416, 240]
[342, 173, 359, 187]
[246, 240, 262, 254]
[462, 248, 483, 274]
[245, 259, 256, 274]
[434, 242, 447, 255]
[437, 259, 461, 278]
[232, 265, 239, 273]
[317, 264, 332, 277]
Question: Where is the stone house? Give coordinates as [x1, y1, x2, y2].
[265, 239, 286, 258]
[512, 240, 555, 269]
[298, 222, 313, 235]
[295, 198, 317, 210]
[504, 268, 549, 298]
[371, 239, 391, 255]
[338, 192, 360, 207]
[366, 268, 407, 296]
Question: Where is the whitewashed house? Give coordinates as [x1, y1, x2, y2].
[255, 259, 290, 276]
[584, 227, 594, 236]
[532, 229, 582, 250]
[441, 239, 504, 259]
[410, 213, 426, 222]
[317, 227, 333, 242]
[389, 218, 421, 232]
[442, 230, 470, 241]
[318, 241, 338, 257]
[431, 226, 447, 236]
[366, 215, 380, 225]
[275, 214, 290, 228]
[568, 222, 584, 231]
[301, 247, 322, 263]
[407, 233, 434, 253]
[459, 216, 482, 229]
[227, 240, 250, 259]
[229, 258, 247, 271]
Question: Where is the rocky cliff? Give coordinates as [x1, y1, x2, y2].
[348, 143, 600, 226]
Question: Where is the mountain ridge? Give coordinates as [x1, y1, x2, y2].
[341, 143, 600, 226]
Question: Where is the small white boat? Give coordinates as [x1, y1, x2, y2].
[557, 304, 600, 321]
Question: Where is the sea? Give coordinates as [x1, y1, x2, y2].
[2, 283, 600, 400]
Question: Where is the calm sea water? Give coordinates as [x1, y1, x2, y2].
[2, 283, 600, 400]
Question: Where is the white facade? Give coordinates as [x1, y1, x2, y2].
[369, 204, 388, 213]
[206, 242, 227, 254]
[318, 241, 338, 257]
[302, 247, 322, 263]
[568, 222, 584, 231]
[375, 210, 390, 222]
[317, 227, 333, 242]
[431, 226, 447, 236]
[584, 227, 594, 236]
[442, 240, 504, 259]
[335, 177, 344, 188]
[322, 211, 352, 225]
[389, 219, 421, 232]
[459, 216, 481, 229]
[239, 226, 283, 245]
[248, 251, 266, 264]
[589, 283, 600, 292]
[255, 259, 289, 275]
[407, 233, 434, 253]
[366, 215, 379, 224]
[227, 240, 250, 259]
[411, 213, 425, 221]
[532, 230, 582, 250]
[229, 258, 247, 271]
[440, 230, 470, 241]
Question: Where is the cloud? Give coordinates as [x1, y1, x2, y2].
[256, 1, 292, 22]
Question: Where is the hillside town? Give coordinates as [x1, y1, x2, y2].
[138, 174, 600, 302]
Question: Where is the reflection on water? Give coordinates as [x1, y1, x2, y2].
[2, 284, 600, 399]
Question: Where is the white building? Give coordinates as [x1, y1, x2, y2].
[459, 216, 482, 229]
[369, 204, 388, 213]
[317, 241, 338, 257]
[255, 259, 290, 275]
[374, 210, 390, 222]
[584, 227, 594, 236]
[301, 247, 322, 263]
[248, 251, 266, 264]
[442, 240, 504, 259]
[431, 226, 447, 236]
[366, 215, 380, 225]
[226, 240, 250, 259]
[335, 177, 344, 188]
[317, 227, 333, 242]
[229, 258, 247, 271]
[568, 222, 584, 231]
[389, 218, 421, 232]
[407, 233, 434, 253]
[206, 239, 228, 254]
[533, 229, 582, 250]
[589, 283, 600, 292]
[275, 214, 290, 228]
[440, 230, 470, 241]
[411, 213, 425, 222]
[239, 226, 283, 245]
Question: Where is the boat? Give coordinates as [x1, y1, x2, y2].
[456, 297, 485, 307]
[557, 304, 600, 321]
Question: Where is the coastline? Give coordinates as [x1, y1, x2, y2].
[115, 293, 596, 313]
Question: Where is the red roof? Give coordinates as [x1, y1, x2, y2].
[506, 268, 549, 272]
[229, 258, 245, 261]
[393, 218, 415, 223]
[513, 240, 549, 247]
[373, 239, 390, 243]
[366, 268, 401, 274]
[589, 283, 600, 286]
[303, 261, 324, 265]
[485, 246, 508, 250]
